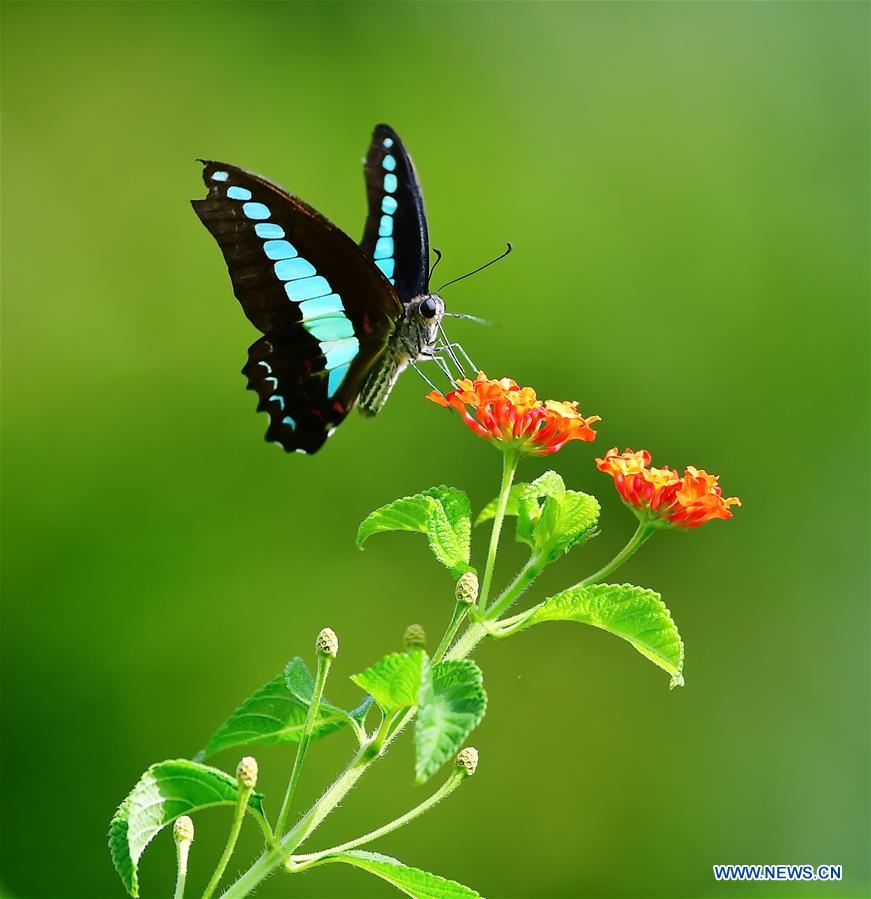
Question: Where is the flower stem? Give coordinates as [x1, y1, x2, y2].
[433, 604, 469, 662]
[217, 579, 477, 898]
[483, 555, 543, 621]
[444, 620, 489, 661]
[275, 654, 333, 835]
[478, 450, 519, 612]
[174, 841, 190, 899]
[202, 787, 252, 899]
[579, 521, 656, 586]
[290, 769, 466, 869]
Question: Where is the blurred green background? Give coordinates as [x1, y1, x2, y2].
[2, 1, 868, 897]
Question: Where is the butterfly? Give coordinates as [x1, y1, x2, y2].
[192, 123, 475, 454]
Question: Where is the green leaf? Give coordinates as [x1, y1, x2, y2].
[284, 657, 353, 721]
[536, 490, 600, 561]
[480, 471, 599, 562]
[474, 483, 527, 526]
[108, 759, 265, 897]
[197, 669, 348, 760]
[325, 850, 480, 899]
[517, 583, 685, 687]
[351, 651, 426, 713]
[357, 486, 472, 576]
[415, 659, 487, 783]
[517, 470, 566, 546]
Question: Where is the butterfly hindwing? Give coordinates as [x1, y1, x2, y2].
[243, 332, 382, 454]
[193, 161, 405, 453]
[361, 124, 430, 304]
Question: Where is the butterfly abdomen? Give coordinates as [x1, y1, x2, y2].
[358, 351, 407, 417]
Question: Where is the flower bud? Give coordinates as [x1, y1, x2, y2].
[455, 572, 479, 605]
[403, 623, 426, 650]
[236, 756, 258, 789]
[456, 746, 479, 777]
[316, 627, 339, 658]
[173, 815, 194, 845]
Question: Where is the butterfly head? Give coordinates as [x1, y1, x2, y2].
[407, 293, 446, 351]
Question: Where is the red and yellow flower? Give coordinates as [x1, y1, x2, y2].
[596, 447, 740, 528]
[428, 373, 600, 456]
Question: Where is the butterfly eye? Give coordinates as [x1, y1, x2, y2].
[420, 297, 439, 319]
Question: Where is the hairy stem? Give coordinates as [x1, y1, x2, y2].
[291, 770, 466, 869]
[202, 786, 252, 899]
[483, 555, 543, 621]
[433, 604, 469, 661]
[220, 705, 417, 899]
[444, 620, 489, 661]
[275, 653, 333, 835]
[579, 521, 656, 586]
[478, 450, 519, 612]
[219, 451, 522, 897]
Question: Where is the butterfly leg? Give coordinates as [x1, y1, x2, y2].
[437, 340, 479, 376]
[451, 341, 479, 375]
[437, 323, 468, 378]
[410, 359, 446, 395]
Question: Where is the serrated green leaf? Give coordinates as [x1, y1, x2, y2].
[474, 483, 527, 526]
[517, 471, 566, 545]
[357, 487, 472, 576]
[423, 486, 472, 572]
[108, 759, 265, 897]
[325, 850, 480, 899]
[481, 469, 598, 563]
[538, 490, 600, 561]
[284, 657, 351, 721]
[415, 659, 487, 783]
[197, 671, 347, 760]
[518, 583, 685, 686]
[351, 651, 426, 713]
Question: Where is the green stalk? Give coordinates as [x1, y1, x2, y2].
[477, 450, 519, 612]
[483, 555, 543, 620]
[432, 604, 469, 661]
[173, 841, 190, 899]
[578, 521, 655, 586]
[275, 653, 333, 835]
[202, 787, 252, 899]
[290, 769, 466, 870]
[221, 703, 419, 899]
[219, 452, 522, 897]
[221, 749, 369, 899]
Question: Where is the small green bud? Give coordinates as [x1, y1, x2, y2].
[173, 815, 194, 845]
[316, 627, 339, 658]
[456, 746, 479, 776]
[403, 623, 426, 650]
[236, 756, 258, 789]
[455, 571, 479, 605]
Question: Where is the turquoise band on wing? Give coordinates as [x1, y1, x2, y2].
[373, 147, 398, 284]
[220, 177, 359, 400]
[263, 240, 298, 260]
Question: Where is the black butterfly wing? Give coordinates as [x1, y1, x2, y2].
[192, 161, 404, 453]
[242, 332, 386, 454]
[361, 124, 430, 304]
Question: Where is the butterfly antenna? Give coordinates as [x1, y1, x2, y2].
[427, 247, 444, 292]
[443, 312, 498, 328]
[435, 242, 512, 293]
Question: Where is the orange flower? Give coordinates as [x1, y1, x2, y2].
[428, 373, 600, 456]
[596, 447, 741, 528]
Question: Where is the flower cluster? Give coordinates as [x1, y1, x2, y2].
[428, 373, 600, 456]
[596, 447, 740, 528]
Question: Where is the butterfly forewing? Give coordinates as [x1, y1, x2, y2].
[361, 124, 430, 304]
[192, 160, 404, 453]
